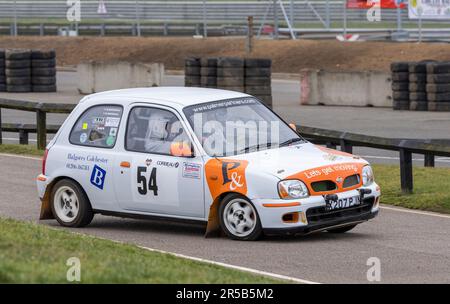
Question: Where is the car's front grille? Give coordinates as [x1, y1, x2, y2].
[343, 174, 360, 188]
[311, 180, 337, 192]
[306, 197, 374, 225]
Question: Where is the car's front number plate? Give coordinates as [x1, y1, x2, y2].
[326, 195, 360, 211]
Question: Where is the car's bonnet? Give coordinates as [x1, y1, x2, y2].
[226, 142, 368, 180]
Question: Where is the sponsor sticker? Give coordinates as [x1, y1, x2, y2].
[182, 162, 201, 179]
[90, 164, 106, 190]
[106, 136, 115, 146]
[82, 122, 88, 130]
[105, 117, 120, 127]
[79, 133, 87, 143]
[156, 160, 179, 168]
[109, 127, 118, 137]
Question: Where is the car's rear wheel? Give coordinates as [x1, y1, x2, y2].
[327, 224, 357, 233]
[219, 194, 262, 241]
[51, 179, 94, 227]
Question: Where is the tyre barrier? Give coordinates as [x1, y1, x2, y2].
[1, 49, 56, 93]
[184, 57, 273, 108]
[391, 61, 450, 112]
[245, 58, 272, 108]
[390, 61, 410, 111]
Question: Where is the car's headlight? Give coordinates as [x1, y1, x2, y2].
[362, 165, 374, 186]
[278, 180, 309, 199]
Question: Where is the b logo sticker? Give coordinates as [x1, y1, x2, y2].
[90, 164, 106, 190]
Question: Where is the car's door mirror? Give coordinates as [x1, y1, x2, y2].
[289, 123, 297, 131]
[170, 142, 194, 157]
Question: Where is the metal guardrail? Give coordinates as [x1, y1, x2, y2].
[1, 98, 449, 193]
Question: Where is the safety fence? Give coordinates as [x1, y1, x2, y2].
[1, 97, 450, 193]
[1, 1, 449, 40]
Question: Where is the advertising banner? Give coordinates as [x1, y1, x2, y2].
[409, 0, 450, 19]
[347, 0, 407, 9]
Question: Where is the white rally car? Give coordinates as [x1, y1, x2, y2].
[37, 87, 380, 241]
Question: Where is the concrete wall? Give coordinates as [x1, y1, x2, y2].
[300, 69, 392, 107]
[77, 61, 164, 94]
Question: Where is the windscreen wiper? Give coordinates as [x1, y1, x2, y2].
[279, 138, 304, 147]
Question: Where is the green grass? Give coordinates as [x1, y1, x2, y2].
[0, 218, 283, 283]
[373, 164, 450, 214]
[0, 144, 44, 156]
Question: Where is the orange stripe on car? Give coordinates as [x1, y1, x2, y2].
[263, 202, 301, 208]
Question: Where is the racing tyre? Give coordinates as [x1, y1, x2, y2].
[5, 68, 31, 77]
[245, 77, 271, 86]
[217, 57, 244, 68]
[32, 58, 56, 68]
[5, 59, 31, 69]
[390, 62, 409, 72]
[5, 49, 31, 60]
[219, 194, 263, 241]
[32, 67, 56, 77]
[51, 179, 94, 227]
[185, 57, 200, 67]
[185, 66, 200, 76]
[409, 73, 426, 82]
[391, 72, 409, 82]
[32, 76, 56, 85]
[426, 83, 450, 93]
[0, 83, 5, 92]
[426, 62, 450, 74]
[31, 49, 56, 60]
[327, 224, 357, 233]
[409, 82, 426, 92]
[200, 67, 217, 77]
[245, 58, 271, 68]
[217, 76, 244, 87]
[427, 73, 450, 83]
[32, 84, 57, 92]
[245, 67, 271, 77]
[6, 84, 31, 92]
[6, 76, 31, 86]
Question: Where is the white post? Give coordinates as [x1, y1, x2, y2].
[13, 0, 17, 36]
[135, 0, 141, 37]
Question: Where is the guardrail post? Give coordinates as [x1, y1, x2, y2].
[0, 107, 2, 144]
[399, 148, 413, 194]
[39, 23, 44, 36]
[36, 109, 46, 150]
[340, 139, 353, 154]
[19, 130, 28, 145]
[326, 142, 336, 149]
[424, 154, 435, 167]
[100, 23, 106, 36]
[163, 22, 168, 36]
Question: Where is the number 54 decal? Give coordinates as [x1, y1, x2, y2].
[137, 166, 158, 196]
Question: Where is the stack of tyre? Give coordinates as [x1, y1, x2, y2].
[390, 62, 410, 110]
[201, 58, 218, 89]
[426, 62, 450, 112]
[184, 57, 201, 87]
[0, 49, 5, 92]
[408, 61, 428, 111]
[31, 50, 57, 92]
[5, 49, 32, 93]
[216, 57, 244, 93]
[244, 59, 272, 108]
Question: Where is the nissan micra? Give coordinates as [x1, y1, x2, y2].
[36, 87, 380, 241]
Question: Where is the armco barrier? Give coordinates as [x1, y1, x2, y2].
[1, 99, 450, 194]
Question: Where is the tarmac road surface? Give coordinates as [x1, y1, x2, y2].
[0, 154, 449, 283]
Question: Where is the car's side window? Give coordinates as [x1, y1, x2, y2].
[126, 106, 191, 156]
[69, 105, 123, 148]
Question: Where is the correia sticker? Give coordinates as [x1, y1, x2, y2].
[79, 133, 87, 143]
[90, 164, 106, 190]
[182, 162, 201, 179]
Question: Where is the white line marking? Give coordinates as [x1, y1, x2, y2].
[0, 153, 41, 161]
[69, 230, 319, 284]
[139, 245, 320, 284]
[380, 205, 450, 219]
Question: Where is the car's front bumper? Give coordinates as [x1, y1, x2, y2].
[252, 183, 380, 235]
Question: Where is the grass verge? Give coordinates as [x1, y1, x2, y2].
[373, 164, 450, 214]
[0, 218, 283, 283]
[0, 144, 44, 157]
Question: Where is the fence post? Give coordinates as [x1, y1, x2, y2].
[36, 110, 47, 150]
[246, 16, 254, 55]
[399, 148, 413, 194]
[39, 23, 44, 36]
[340, 139, 353, 154]
[424, 154, 435, 167]
[100, 23, 105, 36]
[19, 130, 28, 145]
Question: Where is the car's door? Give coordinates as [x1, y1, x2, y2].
[113, 104, 205, 218]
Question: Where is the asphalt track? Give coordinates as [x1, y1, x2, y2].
[1, 153, 449, 284]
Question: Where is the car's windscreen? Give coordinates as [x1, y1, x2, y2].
[183, 98, 305, 157]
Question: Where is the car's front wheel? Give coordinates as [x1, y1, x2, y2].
[50, 179, 94, 227]
[219, 194, 262, 241]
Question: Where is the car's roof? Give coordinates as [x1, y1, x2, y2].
[81, 87, 251, 108]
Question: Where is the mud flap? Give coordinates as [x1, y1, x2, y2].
[39, 187, 54, 220]
[204, 199, 222, 238]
